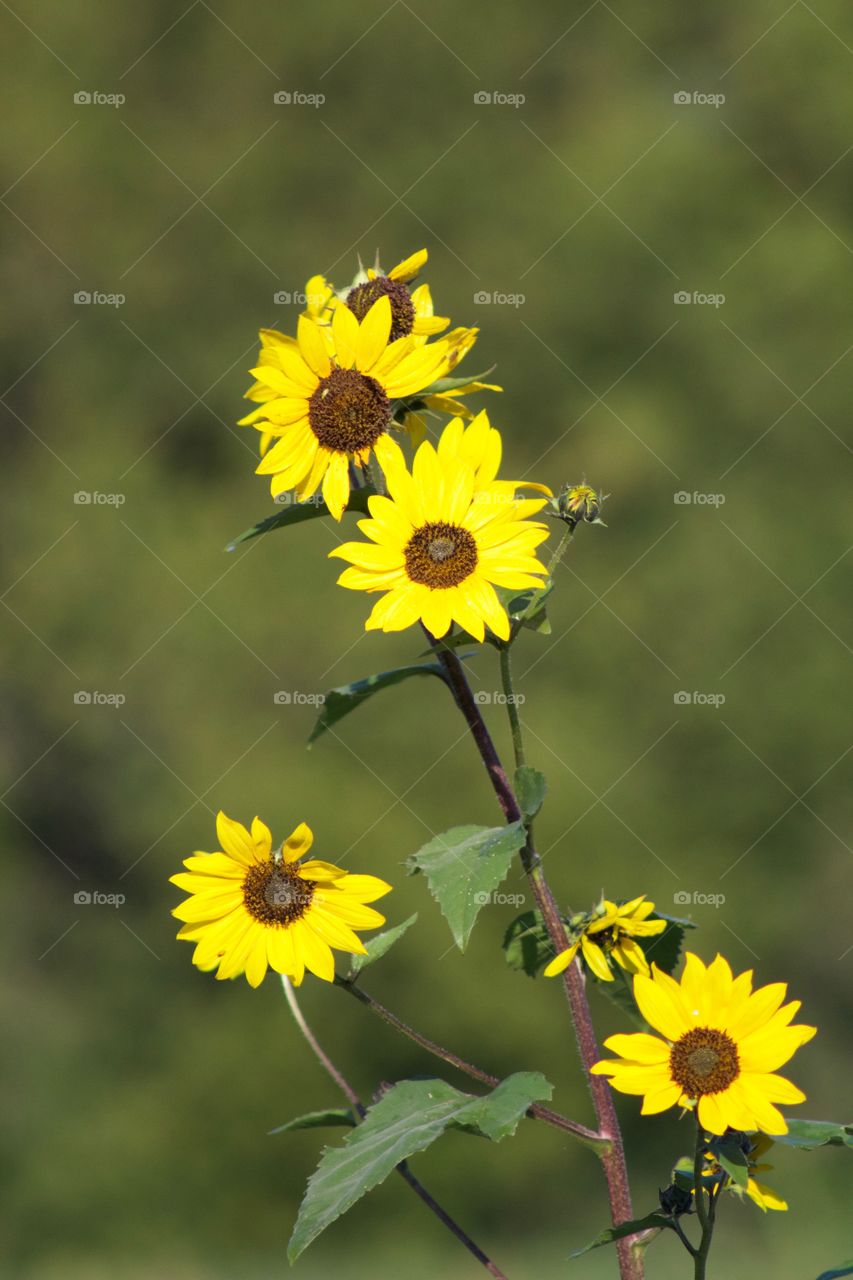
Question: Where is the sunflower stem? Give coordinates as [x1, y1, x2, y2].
[427, 633, 643, 1280]
[334, 975, 605, 1149]
[692, 1124, 715, 1279]
[280, 976, 511, 1279]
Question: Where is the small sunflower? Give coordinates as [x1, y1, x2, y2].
[344, 248, 450, 343]
[170, 812, 391, 988]
[329, 423, 550, 641]
[590, 953, 816, 1135]
[543, 895, 666, 982]
[240, 297, 476, 519]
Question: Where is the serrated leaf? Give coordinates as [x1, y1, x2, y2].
[308, 665, 447, 745]
[569, 1212, 673, 1259]
[227, 485, 376, 550]
[502, 910, 553, 977]
[514, 766, 547, 820]
[269, 1108, 357, 1136]
[406, 822, 527, 951]
[774, 1120, 853, 1150]
[348, 914, 418, 979]
[288, 1073, 552, 1261]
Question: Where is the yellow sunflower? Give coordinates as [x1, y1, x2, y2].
[170, 812, 391, 988]
[590, 953, 816, 1135]
[240, 296, 476, 519]
[543, 895, 666, 982]
[343, 248, 450, 343]
[329, 424, 550, 641]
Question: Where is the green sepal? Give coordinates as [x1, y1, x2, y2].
[308, 664, 447, 745]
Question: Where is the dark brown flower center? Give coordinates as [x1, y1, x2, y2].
[346, 276, 415, 341]
[404, 521, 478, 589]
[242, 859, 315, 926]
[669, 1027, 740, 1097]
[308, 367, 391, 454]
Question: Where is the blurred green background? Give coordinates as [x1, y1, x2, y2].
[2, 2, 851, 1277]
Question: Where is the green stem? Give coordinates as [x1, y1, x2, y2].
[499, 646, 526, 768]
[280, 976, 511, 1279]
[692, 1124, 715, 1279]
[545, 523, 574, 577]
[334, 975, 605, 1150]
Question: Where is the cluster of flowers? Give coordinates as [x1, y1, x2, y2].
[170, 249, 816, 1196]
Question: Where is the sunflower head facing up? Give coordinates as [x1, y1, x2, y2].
[240, 294, 475, 519]
[329, 418, 551, 642]
[170, 812, 391, 988]
[591, 953, 816, 1135]
[543, 894, 666, 982]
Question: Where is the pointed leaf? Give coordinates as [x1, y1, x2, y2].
[774, 1120, 853, 1150]
[816, 1264, 853, 1280]
[288, 1073, 552, 1261]
[269, 1108, 357, 1136]
[406, 822, 527, 951]
[570, 1212, 674, 1259]
[227, 485, 377, 550]
[348, 914, 418, 978]
[308, 665, 447, 745]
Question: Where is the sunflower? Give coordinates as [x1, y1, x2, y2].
[344, 248, 450, 343]
[329, 423, 550, 641]
[240, 296, 476, 519]
[170, 812, 391, 988]
[543, 895, 666, 982]
[590, 953, 816, 1135]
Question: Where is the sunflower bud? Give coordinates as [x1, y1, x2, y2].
[556, 483, 606, 530]
[659, 1183, 693, 1217]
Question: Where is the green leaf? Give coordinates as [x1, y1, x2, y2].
[636, 912, 696, 976]
[226, 485, 377, 550]
[406, 822, 527, 951]
[308, 665, 447, 745]
[348, 914, 418, 979]
[269, 1108, 357, 1136]
[570, 1212, 674, 1259]
[774, 1120, 853, 1150]
[594, 966, 648, 1029]
[498, 581, 554, 636]
[816, 1263, 853, 1280]
[417, 367, 496, 395]
[288, 1073, 552, 1261]
[502, 910, 553, 977]
[713, 1137, 749, 1189]
[514, 766, 547, 820]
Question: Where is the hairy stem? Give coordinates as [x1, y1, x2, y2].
[429, 636, 643, 1280]
[280, 976, 510, 1279]
[334, 975, 605, 1149]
